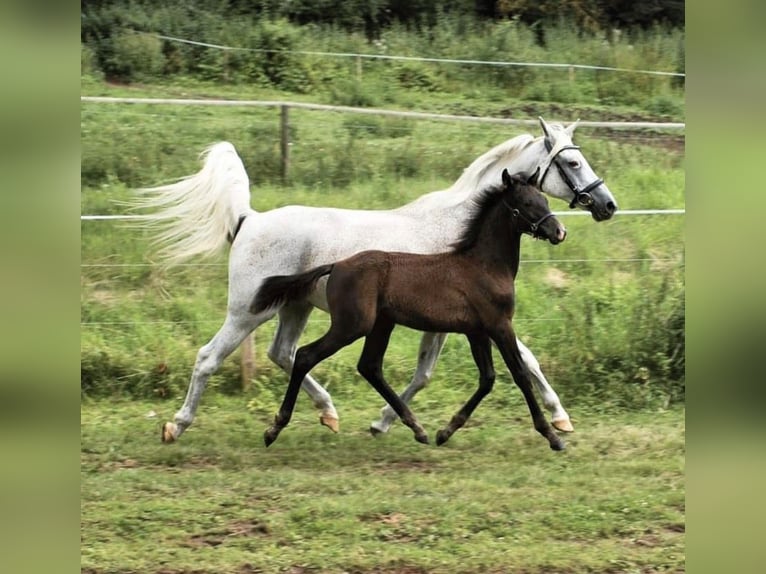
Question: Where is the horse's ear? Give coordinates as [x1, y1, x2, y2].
[501, 168, 512, 187]
[565, 119, 580, 137]
[538, 116, 553, 141]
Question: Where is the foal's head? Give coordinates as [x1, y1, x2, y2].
[500, 169, 567, 245]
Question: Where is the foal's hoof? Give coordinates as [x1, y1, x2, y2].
[319, 415, 340, 433]
[435, 429, 451, 446]
[414, 432, 430, 445]
[161, 422, 177, 444]
[549, 438, 566, 451]
[552, 418, 574, 433]
[263, 428, 280, 447]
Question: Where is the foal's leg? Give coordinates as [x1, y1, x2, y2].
[436, 334, 495, 446]
[162, 309, 273, 443]
[516, 337, 574, 432]
[268, 301, 340, 432]
[264, 324, 361, 447]
[370, 331, 448, 435]
[358, 319, 429, 444]
[491, 324, 565, 451]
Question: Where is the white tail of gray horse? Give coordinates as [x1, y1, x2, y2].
[131, 142, 253, 266]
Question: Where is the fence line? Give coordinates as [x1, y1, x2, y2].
[80, 96, 686, 131]
[144, 31, 685, 78]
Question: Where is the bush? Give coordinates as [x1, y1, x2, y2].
[108, 32, 165, 82]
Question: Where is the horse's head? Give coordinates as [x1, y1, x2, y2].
[501, 169, 567, 245]
[535, 117, 618, 221]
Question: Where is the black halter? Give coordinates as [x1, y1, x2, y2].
[540, 138, 604, 209]
[503, 199, 557, 238]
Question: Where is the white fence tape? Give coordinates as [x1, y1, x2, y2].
[145, 32, 685, 78]
[80, 96, 685, 130]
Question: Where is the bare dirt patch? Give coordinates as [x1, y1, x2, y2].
[185, 519, 270, 548]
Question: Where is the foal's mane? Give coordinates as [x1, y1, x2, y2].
[451, 182, 509, 253]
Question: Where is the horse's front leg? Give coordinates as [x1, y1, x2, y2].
[370, 331, 448, 435]
[492, 325, 565, 451]
[516, 337, 574, 432]
[359, 319, 428, 445]
[265, 326, 361, 446]
[163, 310, 269, 443]
[267, 302, 339, 432]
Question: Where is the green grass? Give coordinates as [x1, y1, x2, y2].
[81, 397, 684, 573]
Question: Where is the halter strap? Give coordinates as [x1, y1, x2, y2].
[538, 138, 604, 209]
[502, 199, 556, 237]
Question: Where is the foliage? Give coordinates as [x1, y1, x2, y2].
[81, 4, 684, 111]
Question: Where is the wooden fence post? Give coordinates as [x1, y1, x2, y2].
[240, 333, 254, 391]
[280, 104, 290, 182]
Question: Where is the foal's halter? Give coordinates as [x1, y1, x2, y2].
[537, 138, 604, 209]
[503, 200, 557, 238]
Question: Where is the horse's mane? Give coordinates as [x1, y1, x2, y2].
[448, 133, 536, 195]
[451, 181, 508, 253]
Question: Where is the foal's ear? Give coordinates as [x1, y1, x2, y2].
[526, 167, 540, 185]
[501, 168, 512, 187]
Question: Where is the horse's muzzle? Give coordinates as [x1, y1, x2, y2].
[548, 225, 567, 245]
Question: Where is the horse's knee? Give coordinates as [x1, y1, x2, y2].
[267, 345, 290, 370]
[480, 373, 496, 393]
[194, 345, 220, 377]
[357, 358, 381, 382]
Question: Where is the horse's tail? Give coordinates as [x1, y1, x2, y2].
[251, 264, 334, 314]
[131, 142, 252, 266]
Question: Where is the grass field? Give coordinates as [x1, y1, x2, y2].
[81, 396, 684, 573]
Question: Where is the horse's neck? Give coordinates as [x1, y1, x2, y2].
[398, 135, 541, 214]
[465, 205, 522, 277]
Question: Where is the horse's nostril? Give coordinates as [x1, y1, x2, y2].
[607, 201, 617, 214]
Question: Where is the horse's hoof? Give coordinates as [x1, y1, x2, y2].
[552, 418, 574, 433]
[264, 428, 279, 447]
[369, 426, 383, 437]
[414, 433, 430, 445]
[319, 415, 340, 433]
[549, 439, 566, 451]
[161, 422, 177, 443]
[435, 429, 450, 446]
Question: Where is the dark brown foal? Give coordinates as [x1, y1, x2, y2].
[252, 169, 568, 451]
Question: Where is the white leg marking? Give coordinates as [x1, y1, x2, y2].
[516, 337, 573, 432]
[267, 303, 339, 425]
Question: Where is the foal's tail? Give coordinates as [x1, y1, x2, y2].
[251, 265, 334, 314]
[130, 142, 253, 266]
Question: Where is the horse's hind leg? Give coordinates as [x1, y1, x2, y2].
[491, 325, 565, 451]
[358, 319, 429, 445]
[516, 337, 573, 432]
[264, 325, 361, 446]
[436, 334, 495, 446]
[268, 301, 339, 432]
[163, 310, 272, 443]
[370, 331, 448, 435]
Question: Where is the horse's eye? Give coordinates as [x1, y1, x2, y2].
[568, 160, 580, 169]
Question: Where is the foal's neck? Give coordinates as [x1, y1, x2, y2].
[463, 203, 522, 277]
